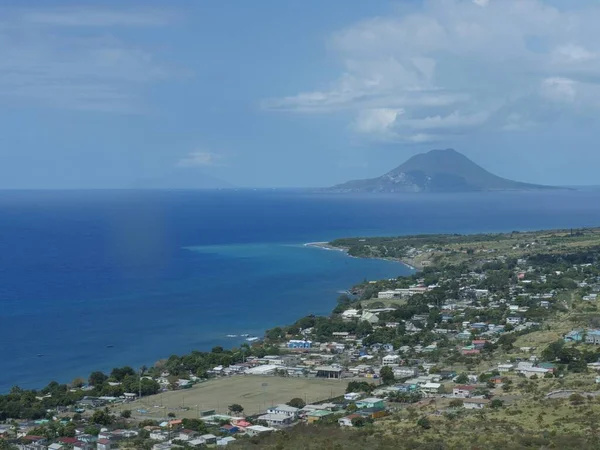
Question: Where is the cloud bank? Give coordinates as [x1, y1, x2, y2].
[264, 0, 600, 143]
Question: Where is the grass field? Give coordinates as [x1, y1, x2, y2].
[116, 376, 348, 419]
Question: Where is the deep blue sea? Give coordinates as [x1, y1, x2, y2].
[1, 189, 600, 392]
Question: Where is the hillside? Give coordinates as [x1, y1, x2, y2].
[329, 149, 557, 193]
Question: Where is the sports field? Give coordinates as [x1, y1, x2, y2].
[118, 376, 348, 419]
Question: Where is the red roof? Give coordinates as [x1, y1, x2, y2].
[236, 420, 251, 427]
[23, 435, 44, 441]
[472, 340, 487, 344]
[454, 385, 475, 390]
[344, 414, 362, 420]
[59, 437, 79, 444]
[98, 438, 111, 444]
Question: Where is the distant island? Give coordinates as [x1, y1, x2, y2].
[328, 148, 560, 193]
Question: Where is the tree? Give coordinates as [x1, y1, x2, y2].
[490, 399, 504, 409]
[228, 404, 244, 414]
[346, 403, 358, 413]
[417, 416, 431, 429]
[449, 399, 463, 408]
[380, 366, 395, 385]
[121, 410, 132, 419]
[84, 425, 100, 436]
[351, 416, 366, 427]
[167, 412, 176, 418]
[71, 377, 85, 388]
[287, 398, 306, 409]
[91, 408, 114, 426]
[88, 371, 108, 387]
[455, 373, 469, 384]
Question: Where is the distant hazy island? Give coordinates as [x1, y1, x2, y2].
[328, 148, 560, 193]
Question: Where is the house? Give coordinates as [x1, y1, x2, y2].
[177, 429, 199, 441]
[421, 382, 442, 394]
[97, 439, 113, 450]
[267, 404, 299, 418]
[382, 355, 400, 366]
[472, 340, 487, 350]
[506, 316, 522, 325]
[216, 436, 237, 446]
[287, 340, 312, 349]
[517, 362, 549, 378]
[463, 398, 490, 410]
[341, 309, 360, 320]
[564, 330, 584, 342]
[393, 367, 418, 378]
[306, 410, 333, 424]
[497, 363, 514, 373]
[452, 385, 475, 398]
[344, 392, 362, 401]
[199, 434, 217, 445]
[357, 407, 388, 419]
[49, 444, 65, 450]
[361, 311, 379, 324]
[256, 413, 294, 428]
[338, 414, 361, 427]
[74, 442, 94, 450]
[356, 397, 385, 409]
[220, 424, 238, 434]
[315, 365, 343, 379]
[244, 425, 275, 436]
[586, 330, 600, 345]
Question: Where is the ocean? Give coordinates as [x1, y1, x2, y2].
[1, 189, 600, 392]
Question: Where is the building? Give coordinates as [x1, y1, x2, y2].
[244, 425, 275, 436]
[306, 410, 333, 424]
[585, 330, 600, 345]
[393, 367, 417, 378]
[338, 414, 362, 427]
[497, 363, 514, 373]
[507, 316, 523, 325]
[382, 355, 400, 366]
[267, 404, 299, 418]
[97, 439, 113, 450]
[257, 413, 294, 428]
[421, 382, 442, 394]
[463, 398, 490, 410]
[355, 397, 385, 409]
[287, 340, 312, 349]
[344, 392, 362, 401]
[315, 365, 343, 379]
[452, 385, 475, 398]
[564, 330, 584, 342]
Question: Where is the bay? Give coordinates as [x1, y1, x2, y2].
[1, 189, 599, 391]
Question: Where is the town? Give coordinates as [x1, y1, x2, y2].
[3, 228, 600, 449]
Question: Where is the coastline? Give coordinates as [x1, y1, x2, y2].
[304, 241, 420, 271]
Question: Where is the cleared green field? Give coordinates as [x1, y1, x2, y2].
[117, 376, 348, 419]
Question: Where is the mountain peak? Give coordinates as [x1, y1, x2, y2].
[328, 149, 558, 193]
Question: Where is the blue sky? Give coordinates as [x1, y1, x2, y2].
[2, 0, 600, 188]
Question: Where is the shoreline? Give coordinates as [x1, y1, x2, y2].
[304, 241, 420, 271]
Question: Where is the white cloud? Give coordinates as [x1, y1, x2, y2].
[264, 0, 600, 142]
[354, 108, 404, 135]
[0, 7, 179, 113]
[540, 77, 577, 103]
[176, 151, 223, 168]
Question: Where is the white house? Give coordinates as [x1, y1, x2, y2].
[257, 413, 294, 428]
[341, 309, 360, 320]
[452, 385, 475, 398]
[244, 425, 275, 436]
[344, 392, 362, 401]
[382, 355, 400, 366]
[267, 404, 299, 418]
[497, 363, 514, 373]
[420, 382, 441, 394]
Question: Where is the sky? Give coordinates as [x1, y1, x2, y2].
[2, 0, 600, 188]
